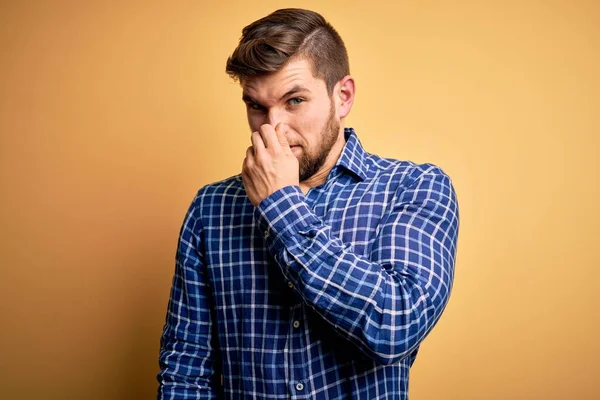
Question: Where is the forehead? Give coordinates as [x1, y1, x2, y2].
[242, 58, 326, 99]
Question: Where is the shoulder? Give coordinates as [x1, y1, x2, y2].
[196, 174, 245, 199]
[364, 152, 453, 190]
[187, 174, 247, 213]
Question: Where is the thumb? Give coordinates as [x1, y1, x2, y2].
[275, 123, 291, 149]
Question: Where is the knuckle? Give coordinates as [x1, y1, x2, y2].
[255, 152, 267, 163]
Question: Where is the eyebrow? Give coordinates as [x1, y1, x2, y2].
[242, 85, 311, 105]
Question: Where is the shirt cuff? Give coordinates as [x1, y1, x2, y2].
[254, 185, 321, 255]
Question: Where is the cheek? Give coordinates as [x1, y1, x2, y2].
[286, 119, 311, 146]
[294, 110, 327, 144]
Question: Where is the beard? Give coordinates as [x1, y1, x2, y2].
[298, 100, 340, 182]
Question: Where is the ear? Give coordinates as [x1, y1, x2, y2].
[334, 75, 355, 119]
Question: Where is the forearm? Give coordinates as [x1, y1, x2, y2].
[255, 172, 458, 365]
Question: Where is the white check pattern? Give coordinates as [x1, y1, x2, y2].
[158, 128, 459, 399]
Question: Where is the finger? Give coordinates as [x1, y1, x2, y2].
[275, 123, 291, 150]
[251, 131, 265, 154]
[243, 146, 254, 167]
[258, 124, 279, 151]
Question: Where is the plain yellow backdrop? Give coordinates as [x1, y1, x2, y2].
[1, 1, 598, 399]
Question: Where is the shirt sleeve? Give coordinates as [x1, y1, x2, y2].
[254, 167, 459, 365]
[157, 192, 219, 399]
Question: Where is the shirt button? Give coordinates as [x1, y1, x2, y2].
[293, 320, 300, 328]
[264, 230, 269, 238]
[295, 382, 304, 391]
[287, 281, 294, 289]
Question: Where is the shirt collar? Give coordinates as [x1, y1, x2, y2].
[333, 128, 368, 182]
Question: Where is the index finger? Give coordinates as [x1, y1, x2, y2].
[258, 124, 280, 150]
[275, 123, 292, 152]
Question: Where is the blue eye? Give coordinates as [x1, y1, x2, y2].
[288, 98, 304, 106]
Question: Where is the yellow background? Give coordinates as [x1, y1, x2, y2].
[1, 1, 598, 399]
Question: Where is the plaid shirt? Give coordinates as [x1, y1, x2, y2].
[158, 128, 459, 399]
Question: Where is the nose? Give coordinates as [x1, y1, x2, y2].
[267, 108, 285, 127]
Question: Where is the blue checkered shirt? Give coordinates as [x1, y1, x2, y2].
[158, 128, 459, 399]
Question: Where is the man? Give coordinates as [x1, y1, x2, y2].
[158, 8, 459, 399]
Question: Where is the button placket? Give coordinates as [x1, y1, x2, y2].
[287, 303, 308, 398]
